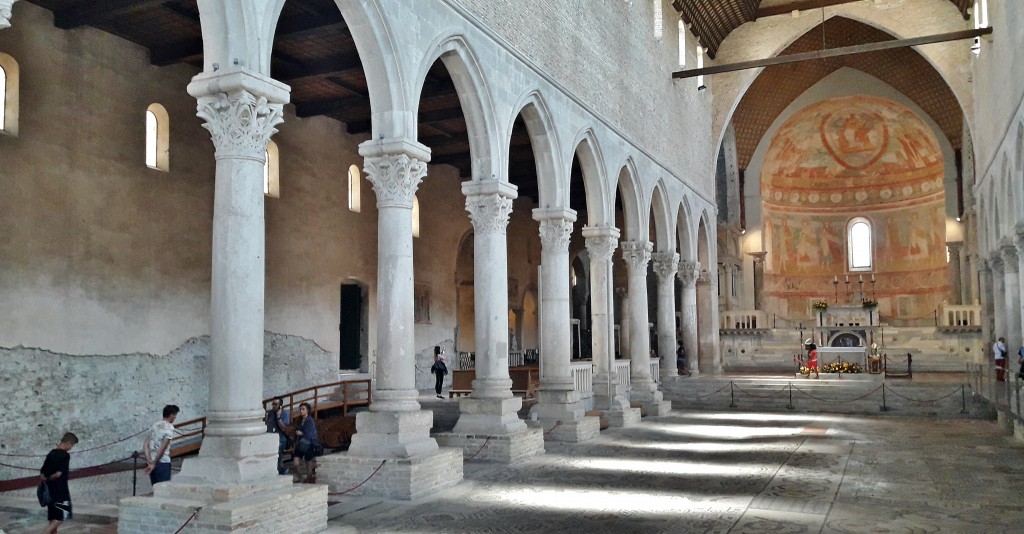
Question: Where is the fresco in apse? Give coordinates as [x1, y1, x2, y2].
[759, 95, 949, 318]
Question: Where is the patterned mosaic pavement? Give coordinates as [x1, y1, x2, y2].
[331, 410, 1024, 533]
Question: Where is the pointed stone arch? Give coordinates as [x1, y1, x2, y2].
[676, 196, 695, 261]
[614, 158, 644, 241]
[571, 129, 610, 226]
[413, 34, 496, 181]
[508, 90, 561, 208]
[649, 180, 674, 252]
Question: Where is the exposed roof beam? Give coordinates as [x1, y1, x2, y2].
[672, 27, 991, 79]
[273, 54, 363, 82]
[294, 96, 369, 119]
[54, 0, 167, 29]
[756, 0, 863, 18]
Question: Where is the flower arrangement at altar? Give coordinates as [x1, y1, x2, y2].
[812, 300, 829, 310]
[822, 361, 864, 374]
[862, 298, 878, 308]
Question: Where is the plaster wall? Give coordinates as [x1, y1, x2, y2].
[971, 0, 1024, 180]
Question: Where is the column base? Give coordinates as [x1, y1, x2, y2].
[118, 476, 326, 533]
[175, 433, 280, 485]
[529, 388, 587, 421]
[347, 410, 439, 458]
[317, 448, 463, 501]
[435, 427, 545, 463]
[629, 381, 663, 404]
[452, 396, 527, 435]
[531, 416, 601, 443]
[639, 399, 673, 417]
[602, 408, 642, 427]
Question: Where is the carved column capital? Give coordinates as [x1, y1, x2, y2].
[989, 254, 1004, 273]
[582, 225, 620, 263]
[749, 251, 767, 267]
[651, 252, 680, 282]
[363, 153, 427, 209]
[1015, 231, 1024, 255]
[621, 240, 653, 272]
[465, 193, 513, 236]
[538, 219, 574, 252]
[195, 91, 284, 161]
[0, 0, 17, 30]
[677, 260, 701, 288]
[1001, 245, 1019, 273]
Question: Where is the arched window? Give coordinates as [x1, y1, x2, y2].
[412, 195, 421, 238]
[972, 0, 990, 54]
[0, 52, 19, 135]
[847, 218, 873, 270]
[696, 45, 706, 90]
[264, 139, 280, 198]
[145, 103, 169, 171]
[677, 20, 687, 67]
[347, 164, 361, 212]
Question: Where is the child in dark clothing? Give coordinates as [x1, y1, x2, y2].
[40, 432, 79, 533]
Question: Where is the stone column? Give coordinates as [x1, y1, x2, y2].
[978, 258, 994, 357]
[678, 260, 700, 375]
[652, 252, 679, 381]
[723, 263, 737, 311]
[583, 227, 638, 426]
[178, 70, 289, 484]
[1002, 244, 1021, 350]
[527, 211, 599, 442]
[969, 252, 982, 305]
[318, 138, 463, 500]
[992, 254, 1006, 343]
[0, 0, 18, 30]
[1017, 233, 1024, 349]
[750, 252, 766, 310]
[622, 241, 658, 400]
[947, 242, 963, 305]
[961, 248, 974, 305]
[454, 179, 524, 432]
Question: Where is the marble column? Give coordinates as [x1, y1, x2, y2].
[947, 242, 963, 305]
[615, 287, 628, 357]
[179, 70, 289, 484]
[652, 252, 679, 381]
[992, 254, 1006, 343]
[529, 211, 600, 442]
[678, 260, 700, 375]
[723, 263, 737, 311]
[0, 0, 18, 30]
[456, 181, 519, 413]
[750, 252, 766, 310]
[961, 248, 974, 305]
[979, 259, 994, 357]
[318, 138, 463, 500]
[970, 253, 982, 305]
[1001, 244, 1021, 349]
[583, 226, 638, 425]
[621, 241, 658, 401]
[1018, 233, 1024, 348]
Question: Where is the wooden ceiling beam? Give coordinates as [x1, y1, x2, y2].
[756, 0, 863, 18]
[672, 27, 991, 79]
[295, 96, 369, 119]
[273, 53, 363, 82]
[54, 0, 167, 29]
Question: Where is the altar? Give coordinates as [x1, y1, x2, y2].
[811, 304, 879, 368]
[816, 346, 868, 368]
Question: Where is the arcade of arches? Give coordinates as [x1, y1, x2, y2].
[1, 0, 1023, 532]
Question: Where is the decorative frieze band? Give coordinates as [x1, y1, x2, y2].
[621, 241, 653, 272]
[677, 260, 701, 288]
[196, 90, 284, 161]
[539, 219, 574, 252]
[364, 153, 427, 209]
[651, 252, 680, 282]
[465, 193, 513, 236]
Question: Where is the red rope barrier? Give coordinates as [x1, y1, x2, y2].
[328, 459, 387, 496]
[0, 429, 148, 457]
[543, 421, 562, 436]
[693, 382, 732, 399]
[466, 436, 492, 462]
[173, 507, 202, 534]
[791, 384, 883, 403]
[731, 383, 790, 399]
[884, 386, 964, 403]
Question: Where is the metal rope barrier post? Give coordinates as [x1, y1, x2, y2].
[961, 384, 967, 414]
[787, 382, 794, 410]
[132, 451, 139, 497]
[880, 383, 889, 411]
[729, 381, 736, 408]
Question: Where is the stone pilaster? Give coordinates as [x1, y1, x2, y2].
[583, 227, 638, 426]
[1001, 244, 1021, 350]
[750, 252, 766, 310]
[528, 211, 600, 442]
[0, 0, 17, 30]
[978, 257, 994, 355]
[723, 263, 737, 310]
[947, 242, 963, 305]
[319, 137, 462, 499]
[678, 260, 700, 376]
[621, 241, 658, 403]
[652, 252, 679, 382]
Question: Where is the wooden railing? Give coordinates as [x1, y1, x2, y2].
[169, 378, 372, 456]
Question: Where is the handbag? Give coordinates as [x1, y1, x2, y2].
[37, 481, 51, 507]
[296, 437, 311, 456]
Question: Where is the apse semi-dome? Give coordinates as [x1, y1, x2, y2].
[761, 95, 944, 209]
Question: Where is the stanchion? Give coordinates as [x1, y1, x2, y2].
[132, 451, 139, 497]
[787, 382, 794, 410]
[880, 384, 889, 411]
[729, 381, 736, 408]
[961, 384, 967, 414]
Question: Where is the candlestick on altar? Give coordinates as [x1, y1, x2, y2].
[870, 276, 877, 298]
[833, 277, 839, 303]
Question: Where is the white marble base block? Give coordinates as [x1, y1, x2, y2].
[118, 476, 326, 533]
[603, 407, 642, 427]
[641, 399, 673, 417]
[452, 396, 526, 435]
[317, 447, 463, 501]
[435, 427, 545, 463]
[529, 388, 601, 442]
[533, 417, 601, 443]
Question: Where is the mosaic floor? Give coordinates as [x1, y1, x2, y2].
[331, 409, 1024, 534]
[3, 407, 1022, 533]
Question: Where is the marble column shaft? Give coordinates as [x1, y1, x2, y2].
[947, 242, 963, 305]
[583, 226, 629, 411]
[678, 260, 700, 374]
[1001, 244, 1021, 348]
[652, 252, 679, 380]
[622, 241, 655, 394]
[750, 252, 766, 311]
[979, 259, 994, 352]
[182, 68, 289, 483]
[535, 209, 576, 390]
[1018, 234, 1024, 346]
[992, 255, 1006, 342]
[723, 264, 736, 311]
